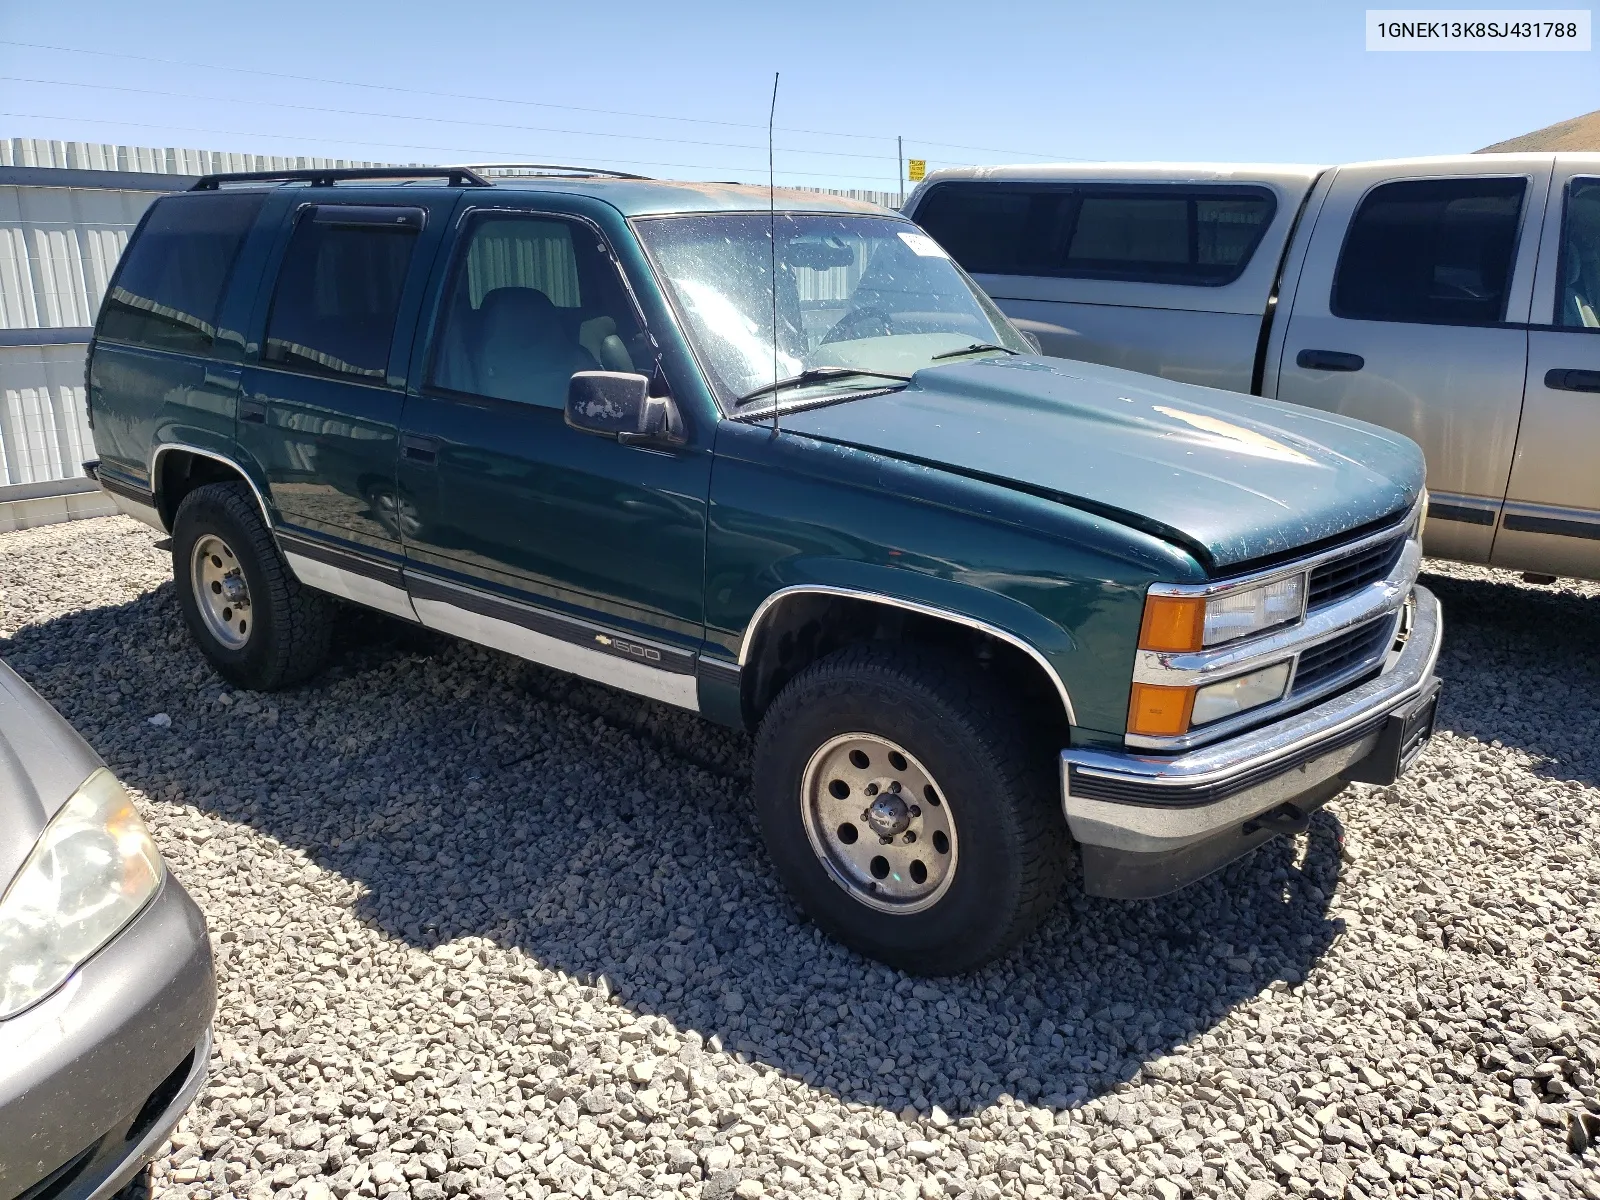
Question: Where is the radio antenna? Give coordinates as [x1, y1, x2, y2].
[768, 70, 780, 435]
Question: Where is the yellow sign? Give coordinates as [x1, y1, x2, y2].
[907, 159, 926, 182]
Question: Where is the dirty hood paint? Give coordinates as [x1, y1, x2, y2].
[777, 356, 1425, 570]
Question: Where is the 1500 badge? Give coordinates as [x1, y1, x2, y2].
[594, 633, 662, 662]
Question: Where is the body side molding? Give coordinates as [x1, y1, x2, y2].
[737, 583, 1078, 726]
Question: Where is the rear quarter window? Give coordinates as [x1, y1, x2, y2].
[96, 192, 266, 354]
[914, 183, 1275, 286]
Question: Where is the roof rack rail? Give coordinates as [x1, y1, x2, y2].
[190, 166, 492, 191]
[459, 162, 653, 181]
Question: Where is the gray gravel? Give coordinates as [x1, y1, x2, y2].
[2, 515, 1598, 1200]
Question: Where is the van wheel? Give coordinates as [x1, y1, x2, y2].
[172, 482, 333, 691]
[754, 644, 1067, 975]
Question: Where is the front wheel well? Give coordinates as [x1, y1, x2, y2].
[741, 592, 1072, 747]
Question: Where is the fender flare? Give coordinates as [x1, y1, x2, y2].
[736, 583, 1078, 727]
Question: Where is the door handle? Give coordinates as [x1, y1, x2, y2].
[400, 434, 439, 464]
[1296, 349, 1365, 373]
[238, 397, 267, 425]
[1545, 368, 1600, 392]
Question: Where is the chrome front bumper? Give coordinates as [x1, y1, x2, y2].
[1062, 584, 1442, 898]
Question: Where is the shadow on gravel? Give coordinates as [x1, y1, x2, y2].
[1420, 568, 1600, 788]
[5, 583, 1349, 1118]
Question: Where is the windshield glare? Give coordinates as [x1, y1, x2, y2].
[634, 212, 1030, 409]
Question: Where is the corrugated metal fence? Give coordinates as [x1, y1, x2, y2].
[1, 139, 395, 493]
[0, 138, 904, 494]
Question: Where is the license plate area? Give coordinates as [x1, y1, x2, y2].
[1345, 678, 1442, 786]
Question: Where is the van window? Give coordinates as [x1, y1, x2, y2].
[914, 183, 1273, 285]
[1555, 177, 1600, 328]
[1333, 177, 1526, 326]
[429, 215, 647, 409]
[97, 192, 265, 354]
[262, 208, 421, 381]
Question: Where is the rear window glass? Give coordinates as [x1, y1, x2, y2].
[97, 192, 265, 354]
[263, 208, 420, 381]
[1333, 177, 1526, 326]
[913, 183, 1275, 285]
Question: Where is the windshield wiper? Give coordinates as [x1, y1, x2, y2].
[930, 342, 1020, 361]
[735, 367, 912, 406]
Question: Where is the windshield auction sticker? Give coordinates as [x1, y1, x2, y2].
[1367, 9, 1590, 48]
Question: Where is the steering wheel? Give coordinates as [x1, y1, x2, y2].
[821, 306, 894, 344]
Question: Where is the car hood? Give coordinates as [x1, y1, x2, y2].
[777, 356, 1425, 570]
[0, 661, 104, 887]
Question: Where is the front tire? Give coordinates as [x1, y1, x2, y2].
[754, 644, 1067, 974]
[172, 482, 333, 691]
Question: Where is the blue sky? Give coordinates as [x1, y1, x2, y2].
[1, 1, 1594, 190]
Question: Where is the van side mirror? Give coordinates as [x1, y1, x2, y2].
[565, 372, 683, 446]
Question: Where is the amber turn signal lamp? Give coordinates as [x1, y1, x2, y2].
[1139, 594, 1205, 653]
[1127, 682, 1196, 738]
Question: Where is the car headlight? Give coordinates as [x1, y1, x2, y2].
[1190, 661, 1293, 726]
[1139, 574, 1306, 653]
[0, 769, 164, 1020]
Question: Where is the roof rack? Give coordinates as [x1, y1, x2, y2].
[190, 166, 492, 191]
[460, 162, 652, 181]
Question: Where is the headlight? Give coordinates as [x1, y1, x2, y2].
[1190, 661, 1292, 726]
[1139, 574, 1306, 653]
[0, 769, 164, 1020]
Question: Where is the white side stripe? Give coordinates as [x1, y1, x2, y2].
[284, 553, 419, 622]
[411, 596, 700, 712]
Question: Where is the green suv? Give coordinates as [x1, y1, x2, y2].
[85, 166, 1442, 973]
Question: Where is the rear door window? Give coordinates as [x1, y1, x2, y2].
[1555, 176, 1600, 328]
[914, 183, 1274, 285]
[1332, 177, 1526, 326]
[97, 191, 265, 353]
[262, 206, 423, 381]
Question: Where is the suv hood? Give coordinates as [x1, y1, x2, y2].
[0, 662, 105, 887]
[777, 356, 1425, 571]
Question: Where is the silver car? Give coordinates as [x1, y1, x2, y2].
[0, 662, 212, 1200]
[906, 154, 1600, 582]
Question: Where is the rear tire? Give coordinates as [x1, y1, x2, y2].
[754, 644, 1067, 975]
[172, 482, 333, 691]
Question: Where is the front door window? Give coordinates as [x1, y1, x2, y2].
[428, 216, 649, 409]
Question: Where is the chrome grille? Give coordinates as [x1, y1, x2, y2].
[1307, 533, 1407, 609]
[1292, 618, 1392, 695]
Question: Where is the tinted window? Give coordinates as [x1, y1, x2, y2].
[1555, 176, 1600, 328]
[263, 208, 421, 381]
[430, 216, 648, 409]
[909, 187, 1073, 276]
[97, 192, 265, 353]
[1333, 177, 1526, 326]
[914, 183, 1274, 285]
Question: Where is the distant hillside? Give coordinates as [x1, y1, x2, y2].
[1480, 110, 1600, 152]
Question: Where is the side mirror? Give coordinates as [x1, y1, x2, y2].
[564, 372, 683, 446]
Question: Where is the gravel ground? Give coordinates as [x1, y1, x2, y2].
[2, 514, 1598, 1200]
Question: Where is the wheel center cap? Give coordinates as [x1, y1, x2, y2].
[222, 575, 249, 604]
[866, 793, 910, 838]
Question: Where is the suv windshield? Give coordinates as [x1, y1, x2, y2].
[634, 212, 1031, 412]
